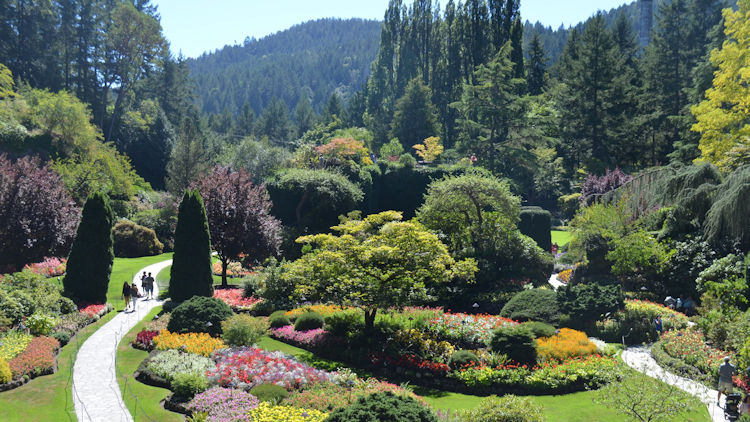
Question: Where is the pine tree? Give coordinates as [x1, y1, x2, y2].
[293, 96, 316, 137]
[390, 77, 440, 152]
[63, 192, 115, 304]
[169, 189, 213, 302]
[166, 118, 208, 194]
[509, 17, 525, 81]
[526, 32, 547, 95]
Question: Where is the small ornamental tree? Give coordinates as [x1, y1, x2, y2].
[288, 211, 477, 330]
[169, 189, 213, 301]
[192, 166, 281, 287]
[63, 192, 115, 304]
[0, 154, 80, 272]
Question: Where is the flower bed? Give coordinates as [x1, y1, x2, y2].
[153, 330, 226, 357]
[285, 379, 426, 412]
[652, 329, 724, 386]
[23, 257, 66, 278]
[8, 336, 60, 379]
[133, 330, 159, 350]
[537, 328, 598, 362]
[212, 288, 262, 311]
[78, 303, 110, 319]
[188, 386, 260, 421]
[557, 268, 572, 283]
[0, 331, 33, 360]
[208, 347, 335, 391]
[248, 401, 327, 422]
[269, 326, 343, 349]
[428, 312, 517, 346]
[212, 261, 253, 278]
[595, 299, 690, 344]
[369, 352, 451, 377]
[286, 305, 352, 320]
[144, 349, 214, 384]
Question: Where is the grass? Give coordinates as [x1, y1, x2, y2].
[155, 263, 238, 294]
[551, 229, 571, 247]
[116, 306, 182, 422]
[0, 254, 173, 422]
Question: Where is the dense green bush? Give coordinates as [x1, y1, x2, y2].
[26, 312, 57, 336]
[458, 395, 544, 422]
[489, 325, 537, 365]
[112, 219, 164, 257]
[57, 297, 77, 314]
[253, 258, 297, 311]
[294, 311, 325, 331]
[249, 383, 289, 403]
[132, 207, 177, 251]
[167, 296, 233, 337]
[500, 288, 560, 324]
[52, 331, 71, 346]
[557, 282, 623, 328]
[519, 207, 552, 253]
[448, 350, 479, 370]
[268, 313, 291, 328]
[172, 372, 209, 398]
[520, 321, 557, 338]
[169, 189, 214, 302]
[221, 314, 267, 346]
[325, 310, 365, 338]
[325, 392, 437, 422]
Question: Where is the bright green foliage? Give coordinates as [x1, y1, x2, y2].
[0, 357, 11, 384]
[167, 296, 233, 337]
[289, 211, 477, 329]
[325, 392, 437, 422]
[390, 78, 439, 152]
[268, 314, 291, 329]
[459, 395, 545, 422]
[112, 219, 164, 258]
[607, 230, 671, 284]
[500, 288, 560, 324]
[692, 0, 750, 173]
[489, 325, 537, 365]
[171, 372, 209, 398]
[249, 383, 289, 403]
[294, 312, 325, 331]
[520, 321, 557, 338]
[221, 314, 268, 346]
[379, 138, 404, 158]
[696, 254, 749, 311]
[169, 189, 213, 301]
[63, 192, 115, 304]
[448, 350, 479, 370]
[0, 64, 14, 98]
[568, 201, 628, 270]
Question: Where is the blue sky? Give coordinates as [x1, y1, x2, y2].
[154, 0, 632, 58]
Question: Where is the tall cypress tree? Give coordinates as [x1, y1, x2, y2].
[526, 32, 547, 95]
[169, 189, 213, 302]
[63, 192, 115, 304]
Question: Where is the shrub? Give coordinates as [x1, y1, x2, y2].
[26, 312, 57, 336]
[388, 328, 455, 362]
[325, 310, 365, 337]
[458, 395, 544, 422]
[221, 314, 268, 346]
[167, 296, 233, 337]
[294, 311, 325, 331]
[325, 392, 437, 422]
[112, 219, 164, 257]
[171, 372, 209, 398]
[57, 297, 77, 314]
[489, 325, 537, 365]
[153, 330, 226, 357]
[188, 387, 260, 420]
[557, 282, 623, 328]
[501, 288, 560, 324]
[0, 357, 11, 384]
[518, 207, 552, 253]
[52, 331, 71, 346]
[536, 328, 598, 362]
[520, 321, 557, 338]
[269, 313, 291, 329]
[249, 383, 289, 403]
[448, 350, 479, 370]
[145, 349, 215, 383]
[169, 189, 214, 302]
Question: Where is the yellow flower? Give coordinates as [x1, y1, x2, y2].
[153, 330, 226, 357]
[248, 402, 328, 422]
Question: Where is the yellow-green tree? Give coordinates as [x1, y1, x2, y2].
[692, 0, 750, 172]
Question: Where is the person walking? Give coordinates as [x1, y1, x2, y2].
[654, 315, 663, 335]
[718, 356, 737, 406]
[145, 272, 154, 299]
[130, 282, 139, 310]
[122, 281, 132, 311]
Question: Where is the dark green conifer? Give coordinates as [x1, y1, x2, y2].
[63, 192, 115, 304]
[169, 189, 213, 301]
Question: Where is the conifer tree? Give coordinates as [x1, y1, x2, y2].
[63, 192, 115, 304]
[526, 32, 547, 95]
[169, 189, 213, 302]
[390, 77, 440, 152]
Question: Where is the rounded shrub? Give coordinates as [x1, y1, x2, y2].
[172, 372, 209, 398]
[459, 395, 544, 422]
[520, 321, 557, 338]
[489, 325, 537, 365]
[57, 297, 77, 314]
[221, 314, 268, 346]
[325, 310, 365, 337]
[448, 350, 479, 370]
[26, 312, 57, 336]
[167, 296, 233, 337]
[268, 313, 291, 329]
[500, 288, 560, 324]
[113, 219, 164, 257]
[325, 392, 437, 422]
[249, 383, 289, 403]
[294, 311, 324, 331]
[0, 357, 11, 384]
[52, 331, 71, 346]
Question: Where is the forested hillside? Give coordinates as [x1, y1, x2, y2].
[187, 18, 382, 118]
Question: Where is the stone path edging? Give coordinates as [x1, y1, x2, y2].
[72, 259, 172, 422]
[622, 345, 725, 422]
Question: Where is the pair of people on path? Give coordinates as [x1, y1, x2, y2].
[140, 271, 155, 300]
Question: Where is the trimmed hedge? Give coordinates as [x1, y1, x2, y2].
[518, 206, 552, 253]
[500, 288, 560, 324]
[113, 219, 164, 257]
[489, 325, 537, 365]
[167, 296, 233, 337]
[294, 312, 324, 331]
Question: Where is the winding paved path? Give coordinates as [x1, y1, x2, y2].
[72, 259, 172, 422]
[622, 345, 725, 422]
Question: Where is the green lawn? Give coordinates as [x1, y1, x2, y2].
[0, 254, 173, 422]
[155, 263, 238, 294]
[551, 229, 571, 247]
[116, 306, 182, 422]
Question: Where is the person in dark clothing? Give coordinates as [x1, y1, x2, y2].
[122, 281, 131, 311]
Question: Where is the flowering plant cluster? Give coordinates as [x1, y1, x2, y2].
[145, 313, 170, 332]
[23, 257, 66, 277]
[428, 312, 517, 346]
[208, 347, 335, 391]
[557, 269, 572, 283]
[286, 305, 351, 320]
[8, 336, 59, 379]
[188, 386, 260, 421]
[133, 330, 159, 350]
[145, 349, 214, 383]
[270, 326, 342, 349]
[212, 261, 253, 278]
[369, 352, 451, 377]
[660, 329, 725, 377]
[536, 328, 598, 362]
[389, 328, 455, 362]
[623, 299, 689, 329]
[78, 303, 108, 318]
[285, 379, 426, 412]
[154, 330, 226, 357]
[0, 331, 33, 360]
[213, 288, 262, 311]
[248, 401, 328, 422]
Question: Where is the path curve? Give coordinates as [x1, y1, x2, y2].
[622, 345, 725, 422]
[548, 273, 565, 290]
[72, 259, 172, 422]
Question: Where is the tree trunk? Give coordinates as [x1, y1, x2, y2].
[364, 308, 377, 332]
[221, 258, 228, 288]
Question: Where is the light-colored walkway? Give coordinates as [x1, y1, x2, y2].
[622, 345, 725, 422]
[548, 273, 565, 290]
[72, 259, 172, 422]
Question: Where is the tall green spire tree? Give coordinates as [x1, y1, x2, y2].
[63, 192, 115, 304]
[390, 77, 440, 152]
[526, 32, 547, 95]
[169, 189, 214, 302]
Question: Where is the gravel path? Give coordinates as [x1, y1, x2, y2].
[622, 345, 726, 422]
[72, 259, 172, 422]
[548, 273, 565, 290]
